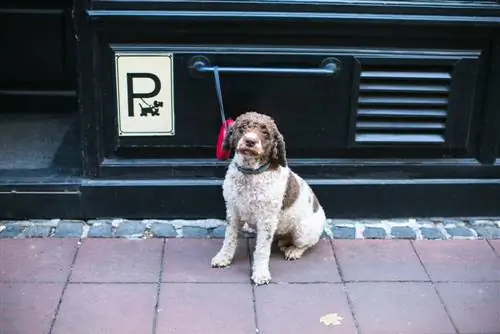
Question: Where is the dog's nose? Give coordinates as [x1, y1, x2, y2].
[245, 138, 257, 147]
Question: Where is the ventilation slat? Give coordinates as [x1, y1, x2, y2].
[357, 121, 445, 130]
[359, 84, 450, 93]
[361, 71, 451, 80]
[357, 109, 447, 118]
[355, 63, 452, 145]
[359, 97, 448, 106]
[355, 134, 445, 144]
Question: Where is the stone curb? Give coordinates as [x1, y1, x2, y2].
[1, 218, 500, 240]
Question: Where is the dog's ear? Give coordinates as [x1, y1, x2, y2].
[222, 123, 235, 151]
[271, 130, 287, 167]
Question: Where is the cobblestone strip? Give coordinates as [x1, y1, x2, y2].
[1, 218, 499, 240]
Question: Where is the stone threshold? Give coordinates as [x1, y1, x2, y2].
[1, 218, 500, 240]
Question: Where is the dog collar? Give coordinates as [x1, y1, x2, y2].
[235, 162, 271, 175]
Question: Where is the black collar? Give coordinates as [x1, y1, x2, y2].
[235, 161, 271, 175]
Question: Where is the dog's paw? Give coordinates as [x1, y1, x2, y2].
[241, 223, 256, 234]
[277, 239, 291, 254]
[251, 270, 272, 285]
[211, 255, 232, 268]
[284, 246, 306, 261]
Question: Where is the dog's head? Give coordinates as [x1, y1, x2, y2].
[223, 111, 287, 167]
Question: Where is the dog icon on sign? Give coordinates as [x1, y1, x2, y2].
[139, 98, 163, 117]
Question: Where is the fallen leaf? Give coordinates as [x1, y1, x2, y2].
[320, 313, 343, 326]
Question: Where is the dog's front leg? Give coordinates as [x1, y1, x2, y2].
[251, 218, 278, 285]
[211, 211, 241, 268]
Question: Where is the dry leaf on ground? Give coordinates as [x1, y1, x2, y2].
[320, 313, 343, 326]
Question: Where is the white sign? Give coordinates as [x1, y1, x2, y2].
[115, 52, 175, 136]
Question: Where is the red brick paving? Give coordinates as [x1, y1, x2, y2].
[156, 283, 254, 334]
[489, 239, 500, 256]
[347, 282, 455, 334]
[436, 282, 500, 334]
[255, 284, 357, 334]
[162, 238, 250, 283]
[413, 240, 500, 281]
[51, 283, 157, 334]
[0, 239, 77, 282]
[334, 240, 429, 281]
[1, 238, 499, 334]
[0, 283, 64, 334]
[71, 238, 163, 283]
[255, 239, 341, 283]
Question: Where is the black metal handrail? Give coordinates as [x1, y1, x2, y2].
[189, 56, 339, 76]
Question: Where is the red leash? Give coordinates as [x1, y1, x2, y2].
[213, 66, 234, 160]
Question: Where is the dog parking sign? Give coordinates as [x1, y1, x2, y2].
[115, 52, 175, 136]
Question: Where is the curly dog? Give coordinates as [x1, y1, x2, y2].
[211, 111, 326, 285]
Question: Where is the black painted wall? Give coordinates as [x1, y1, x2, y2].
[0, 0, 498, 219]
[0, 0, 77, 111]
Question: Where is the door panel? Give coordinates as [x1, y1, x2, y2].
[109, 50, 354, 159]
[104, 46, 480, 162]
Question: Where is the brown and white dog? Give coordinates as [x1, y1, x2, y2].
[211, 111, 327, 285]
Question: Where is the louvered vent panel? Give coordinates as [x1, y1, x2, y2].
[355, 64, 452, 144]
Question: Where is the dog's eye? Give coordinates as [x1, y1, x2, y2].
[236, 124, 245, 133]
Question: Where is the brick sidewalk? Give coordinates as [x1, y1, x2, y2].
[1, 238, 499, 334]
